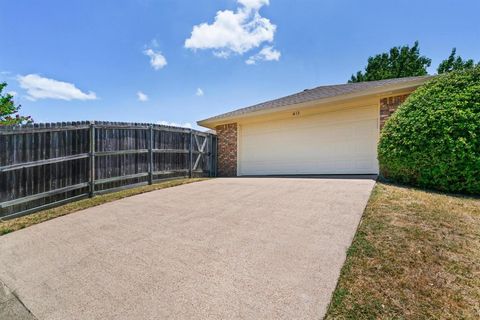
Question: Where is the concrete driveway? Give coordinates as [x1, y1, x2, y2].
[0, 177, 375, 320]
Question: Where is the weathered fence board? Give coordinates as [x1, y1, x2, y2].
[0, 121, 217, 220]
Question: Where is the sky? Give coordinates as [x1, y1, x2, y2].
[1, 0, 479, 130]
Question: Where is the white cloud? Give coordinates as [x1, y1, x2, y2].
[184, 0, 276, 58]
[238, 0, 269, 10]
[246, 46, 281, 64]
[213, 51, 230, 59]
[17, 74, 97, 101]
[137, 91, 148, 102]
[144, 48, 167, 70]
[196, 88, 204, 96]
[158, 120, 192, 128]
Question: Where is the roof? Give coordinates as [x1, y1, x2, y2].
[198, 76, 432, 128]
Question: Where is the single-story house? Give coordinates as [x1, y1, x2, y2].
[197, 76, 431, 177]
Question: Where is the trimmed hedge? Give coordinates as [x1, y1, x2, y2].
[378, 67, 480, 194]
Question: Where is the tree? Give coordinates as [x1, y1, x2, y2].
[0, 82, 32, 125]
[349, 41, 431, 83]
[437, 48, 477, 74]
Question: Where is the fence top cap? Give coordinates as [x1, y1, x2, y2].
[0, 120, 215, 135]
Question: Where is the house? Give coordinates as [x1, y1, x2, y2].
[197, 76, 431, 176]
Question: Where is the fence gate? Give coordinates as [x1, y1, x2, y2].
[0, 121, 217, 220]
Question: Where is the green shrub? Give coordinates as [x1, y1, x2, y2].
[378, 67, 480, 194]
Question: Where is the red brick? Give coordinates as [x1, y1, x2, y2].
[215, 123, 237, 176]
[379, 94, 409, 129]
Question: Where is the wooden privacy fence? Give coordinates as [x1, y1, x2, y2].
[0, 121, 217, 220]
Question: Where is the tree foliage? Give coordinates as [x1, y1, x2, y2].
[437, 48, 478, 74]
[349, 41, 431, 83]
[378, 67, 480, 194]
[0, 82, 32, 125]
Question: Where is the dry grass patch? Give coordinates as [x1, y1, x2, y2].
[0, 178, 208, 236]
[326, 182, 480, 319]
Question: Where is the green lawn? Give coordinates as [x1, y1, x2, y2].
[0, 178, 208, 236]
[325, 182, 480, 319]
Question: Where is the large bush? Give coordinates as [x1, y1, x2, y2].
[378, 67, 480, 194]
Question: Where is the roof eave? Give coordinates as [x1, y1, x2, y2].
[197, 77, 430, 129]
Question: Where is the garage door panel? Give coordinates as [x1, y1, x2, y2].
[239, 106, 379, 175]
[242, 105, 377, 137]
[242, 158, 376, 175]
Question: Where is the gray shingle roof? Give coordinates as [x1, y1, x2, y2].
[199, 76, 431, 124]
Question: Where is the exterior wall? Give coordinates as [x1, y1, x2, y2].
[379, 94, 410, 129]
[215, 123, 237, 177]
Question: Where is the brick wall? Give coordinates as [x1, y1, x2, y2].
[379, 94, 409, 129]
[215, 123, 237, 177]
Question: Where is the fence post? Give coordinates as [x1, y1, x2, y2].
[208, 134, 213, 177]
[189, 130, 193, 178]
[148, 125, 154, 184]
[89, 122, 96, 197]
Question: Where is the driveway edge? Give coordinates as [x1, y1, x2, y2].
[0, 280, 37, 320]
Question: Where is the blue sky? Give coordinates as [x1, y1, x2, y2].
[1, 0, 479, 129]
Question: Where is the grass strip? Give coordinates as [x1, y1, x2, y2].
[325, 182, 480, 319]
[0, 178, 208, 236]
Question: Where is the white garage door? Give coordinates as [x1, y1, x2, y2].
[238, 105, 379, 175]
